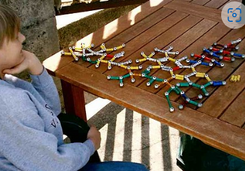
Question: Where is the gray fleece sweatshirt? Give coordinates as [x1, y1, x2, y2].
[0, 68, 95, 171]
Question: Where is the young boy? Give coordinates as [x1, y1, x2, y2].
[0, 5, 148, 171]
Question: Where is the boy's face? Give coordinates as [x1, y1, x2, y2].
[0, 32, 26, 70]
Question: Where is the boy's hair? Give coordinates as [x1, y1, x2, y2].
[0, 5, 20, 47]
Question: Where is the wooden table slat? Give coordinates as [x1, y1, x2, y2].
[205, 0, 229, 9]
[218, 0, 242, 9]
[191, 0, 210, 6]
[165, 0, 222, 22]
[43, 51, 73, 76]
[220, 88, 245, 127]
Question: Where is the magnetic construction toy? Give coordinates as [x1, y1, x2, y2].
[61, 38, 244, 112]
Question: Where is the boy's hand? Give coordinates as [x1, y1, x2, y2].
[3, 50, 43, 76]
[87, 126, 101, 150]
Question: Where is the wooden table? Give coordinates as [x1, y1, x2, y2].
[44, 0, 245, 160]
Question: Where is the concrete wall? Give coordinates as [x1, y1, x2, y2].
[0, 0, 60, 62]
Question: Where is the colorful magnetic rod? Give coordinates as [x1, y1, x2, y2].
[135, 46, 179, 64]
[107, 68, 143, 87]
[209, 47, 242, 60]
[190, 53, 224, 67]
[212, 38, 241, 50]
[186, 59, 213, 67]
[206, 47, 244, 61]
[61, 43, 126, 64]
[107, 64, 143, 87]
[179, 94, 203, 110]
[165, 81, 226, 112]
[203, 48, 224, 60]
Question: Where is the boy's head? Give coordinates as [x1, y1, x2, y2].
[0, 5, 20, 48]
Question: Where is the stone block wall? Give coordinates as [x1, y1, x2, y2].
[0, 0, 60, 62]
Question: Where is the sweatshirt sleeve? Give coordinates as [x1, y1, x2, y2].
[30, 68, 61, 116]
[4, 67, 61, 116]
[0, 91, 95, 171]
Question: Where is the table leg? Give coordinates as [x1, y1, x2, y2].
[61, 80, 87, 121]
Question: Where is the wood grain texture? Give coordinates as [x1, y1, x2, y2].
[205, 0, 229, 9]
[165, 0, 222, 22]
[191, 0, 210, 6]
[61, 80, 87, 121]
[220, 89, 245, 127]
[43, 51, 73, 76]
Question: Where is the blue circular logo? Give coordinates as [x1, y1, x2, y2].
[221, 2, 245, 29]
